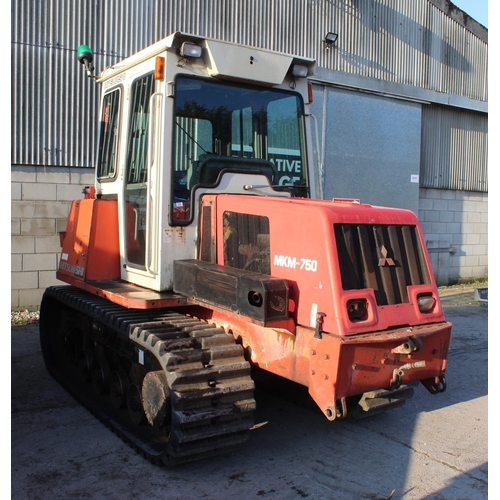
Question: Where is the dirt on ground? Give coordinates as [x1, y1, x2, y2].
[11, 289, 488, 499]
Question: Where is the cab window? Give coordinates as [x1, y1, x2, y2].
[172, 76, 308, 224]
[97, 89, 121, 179]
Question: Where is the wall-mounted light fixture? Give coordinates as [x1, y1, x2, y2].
[324, 32, 338, 46]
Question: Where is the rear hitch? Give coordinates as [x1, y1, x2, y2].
[391, 337, 423, 354]
[422, 375, 447, 394]
[323, 398, 347, 421]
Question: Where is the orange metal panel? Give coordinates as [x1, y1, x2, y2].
[86, 199, 121, 280]
[207, 306, 451, 419]
[58, 198, 120, 282]
[214, 195, 446, 337]
[54, 276, 188, 310]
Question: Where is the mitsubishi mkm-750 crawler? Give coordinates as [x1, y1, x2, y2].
[40, 32, 451, 466]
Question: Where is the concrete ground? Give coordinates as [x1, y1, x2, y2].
[11, 288, 488, 499]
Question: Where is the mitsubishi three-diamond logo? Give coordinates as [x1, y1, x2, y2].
[378, 245, 395, 267]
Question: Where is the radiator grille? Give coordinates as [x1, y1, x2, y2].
[334, 224, 431, 306]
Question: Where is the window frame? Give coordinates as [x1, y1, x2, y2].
[96, 87, 122, 181]
[170, 74, 309, 226]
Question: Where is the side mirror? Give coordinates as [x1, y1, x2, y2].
[77, 44, 95, 77]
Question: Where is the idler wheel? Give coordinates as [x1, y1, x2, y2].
[127, 383, 145, 425]
[109, 370, 130, 409]
[91, 358, 110, 394]
[142, 371, 171, 428]
[77, 348, 94, 383]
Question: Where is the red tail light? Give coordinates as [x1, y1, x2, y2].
[347, 299, 368, 322]
[417, 294, 436, 313]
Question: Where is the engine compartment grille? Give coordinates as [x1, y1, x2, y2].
[334, 224, 431, 306]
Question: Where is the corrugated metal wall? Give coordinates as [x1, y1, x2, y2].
[420, 104, 488, 191]
[12, 0, 487, 173]
[313, 85, 422, 213]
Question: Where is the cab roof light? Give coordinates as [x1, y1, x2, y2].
[179, 42, 202, 59]
[291, 64, 308, 78]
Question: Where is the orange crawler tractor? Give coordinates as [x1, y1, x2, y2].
[40, 32, 451, 466]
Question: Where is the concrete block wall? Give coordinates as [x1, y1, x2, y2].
[11, 166, 95, 310]
[419, 188, 488, 285]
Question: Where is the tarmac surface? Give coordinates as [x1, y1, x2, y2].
[11, 288, 488, 499]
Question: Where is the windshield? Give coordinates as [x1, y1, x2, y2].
[171, 76, 308, 223]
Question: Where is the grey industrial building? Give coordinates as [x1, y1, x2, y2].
[11, 0, 488, 309]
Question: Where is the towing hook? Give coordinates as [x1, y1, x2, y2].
[314, 312, 326, 339]
[391, 369, 404, 389]
[429, 375, 447, 394]
[391, 337, 423, 354]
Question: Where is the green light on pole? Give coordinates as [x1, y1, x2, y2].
[77, 45, 94, 76]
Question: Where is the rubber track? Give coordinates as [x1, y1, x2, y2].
[40, 286, 256, 466]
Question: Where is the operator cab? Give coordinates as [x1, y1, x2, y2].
[84, 32, 316, 291]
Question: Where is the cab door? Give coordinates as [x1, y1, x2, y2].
[123, 71, 161, 276]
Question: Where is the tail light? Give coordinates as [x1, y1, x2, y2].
[417, 293, 436, 313]
[347, 299, 368, 322]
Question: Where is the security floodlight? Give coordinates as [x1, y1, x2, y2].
[324, 32, 338, 46]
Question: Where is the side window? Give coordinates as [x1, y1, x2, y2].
[223, 212, 270, 275]
[125, 73, 155, 185]
[97, 89, 120, 179]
